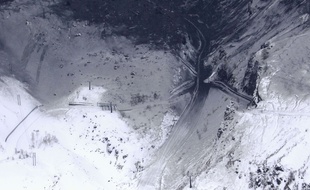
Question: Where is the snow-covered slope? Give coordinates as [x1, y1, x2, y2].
[189, 2, 310, 190]
[1, 0, 310, 189]
[0, 0, 184, 139]
[0, 77, 177, 190]
[194, 30, 310, 188]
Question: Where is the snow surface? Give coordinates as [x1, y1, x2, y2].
[0, 76, 177, 190]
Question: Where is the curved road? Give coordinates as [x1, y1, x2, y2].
[210, 80, 255, 106]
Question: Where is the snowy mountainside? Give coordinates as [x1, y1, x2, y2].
[191, 4, 310, 190]
[0, 0, 310, 189]
[136, 1, 310, 189]
[205, 0, 310, 94]
[0, 0, 183, 149]
[0, 76, 177, 190]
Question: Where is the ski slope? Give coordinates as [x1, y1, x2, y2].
[0, 77, 177, 190]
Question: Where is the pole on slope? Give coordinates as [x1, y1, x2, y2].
[110, 102, 113, 113]
[17, 95, 21, 106]
[190, 175, 192, 188]
[10, 62, 12, 74]
[32, 152, 36, 166]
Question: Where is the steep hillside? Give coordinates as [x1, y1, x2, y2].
[0, 0, 184, 139]
[0, 0, 310, 190]
[138, 0, 310, 189]
[193, 29, 310, 189]
[190, 1, 310, 189]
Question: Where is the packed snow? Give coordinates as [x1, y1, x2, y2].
[0, 76, 177, 190]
